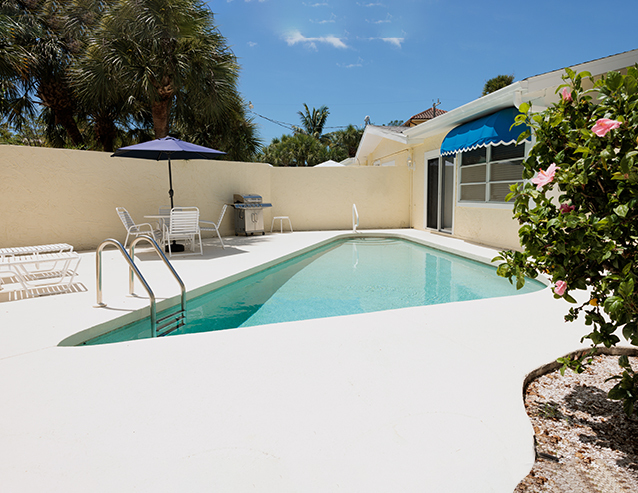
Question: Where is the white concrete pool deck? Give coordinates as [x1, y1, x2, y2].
[0, 229, 592, 492]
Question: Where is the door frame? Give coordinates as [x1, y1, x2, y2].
[424, 150, 455, 234]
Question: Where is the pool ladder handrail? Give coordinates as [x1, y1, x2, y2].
[352, 203, 359, 233]
[95, 235, 186, 338]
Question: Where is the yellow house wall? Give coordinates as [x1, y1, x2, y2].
[452, 206, 521, 251]
[366, 129, 522, 250]
[362, 139, 409, 167]
[270, 166, 410, 231]
[0, 145, 409, 250]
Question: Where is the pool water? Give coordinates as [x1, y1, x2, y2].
[83, 237, 544, 345]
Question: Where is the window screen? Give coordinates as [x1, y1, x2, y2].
[459, 143, 526, 203]
[461, 164, 486, 184]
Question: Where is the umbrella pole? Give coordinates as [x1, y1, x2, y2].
[166, 157, 184, 252]
[168, 158, 175, 209]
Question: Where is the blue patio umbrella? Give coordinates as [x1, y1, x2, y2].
[112, 136, 226, 209]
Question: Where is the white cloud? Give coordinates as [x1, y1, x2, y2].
[357, 2, 384, 6]
[310, 13, 337, 24]
[304, 2, 330, 6]
[367, 13, 392, 24]
[381, 37, 403, 48]
[247, 41, 257, 47]
[361, 36, 404, 48]
[338, 57, 364, 69]
[285, 30, 348, 50]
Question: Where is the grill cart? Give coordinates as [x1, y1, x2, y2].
[232, 194, 272, 235]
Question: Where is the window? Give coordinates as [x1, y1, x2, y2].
[459, 143, 525, 203]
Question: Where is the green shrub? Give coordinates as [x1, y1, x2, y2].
[493, 66, 638, 416]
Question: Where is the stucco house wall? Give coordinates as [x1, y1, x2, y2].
[353, 49, 638, 251]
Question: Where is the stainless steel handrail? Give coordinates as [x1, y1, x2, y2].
[129, 235, 186, 317]
[95, 238, 157, 334]
[352, 203, 359, 233]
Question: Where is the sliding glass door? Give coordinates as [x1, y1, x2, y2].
[425, 154, 454, 233]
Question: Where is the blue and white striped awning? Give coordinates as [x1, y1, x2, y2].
[440, 107, 529, 156]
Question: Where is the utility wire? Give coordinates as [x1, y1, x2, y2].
[248, 104, 355, 132]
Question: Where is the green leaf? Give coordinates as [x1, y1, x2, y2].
[619, 278, 634, 298]
[608, 385, 626, 400]
[516, 275, 526, 290]
[623, 399, 634, 417]
[563, 293, 578, 304]
[614, 204, 629, 218]
[607, 71, 623, 91]
[519, 102, 530, 113]
[496, 263, 511, 278]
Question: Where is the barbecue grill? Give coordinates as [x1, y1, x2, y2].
[233, 194, 272, 235]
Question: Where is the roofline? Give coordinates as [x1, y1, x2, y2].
[355, 48, 638, 162]
[404, 48, 638, 145]
[403, 82, 524, 144]
[354, 125, 407, 163]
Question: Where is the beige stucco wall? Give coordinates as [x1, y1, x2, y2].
[453, 206, 521, 251]
[0, 145, 410, 250]
[270, 166, 410, 230]
[361, 139, 409, 167]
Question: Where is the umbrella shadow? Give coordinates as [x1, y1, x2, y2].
[130, 233, 284, 262]
[131, 242, 247, 262]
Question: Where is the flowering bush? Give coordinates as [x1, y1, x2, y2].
[493, 66, 638, 416]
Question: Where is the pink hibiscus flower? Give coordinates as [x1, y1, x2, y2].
[591, 118, 621, 137]
[531, 163, 560, 190]
[554, 281, 567, 296]
[560, 87, 572, 102]
[559, 203, 575, 214]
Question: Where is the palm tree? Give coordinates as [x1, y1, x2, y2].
[325, 124, 363, 158]
[297, 104, 329, 139]
[258, 132, 332, 167]
[482, 74, 514, 96]
[0, 0, 112, 147]
[87, 0, 241, 140]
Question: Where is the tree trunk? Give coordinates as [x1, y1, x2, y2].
[94, 112, 116, 152]
[38, 78, 84, 148]
[151, 77, 174, 139]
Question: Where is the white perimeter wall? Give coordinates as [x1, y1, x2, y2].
[0, 145, 410, 250]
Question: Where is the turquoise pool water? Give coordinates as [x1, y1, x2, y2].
[83, 237, 544, 345]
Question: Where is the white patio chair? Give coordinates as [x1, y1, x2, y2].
[116, 207, 162, 248]
[199, 204, 228, 249]
[163, 207, 203, 257]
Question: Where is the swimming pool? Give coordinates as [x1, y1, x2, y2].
[82, 236, 544, 345]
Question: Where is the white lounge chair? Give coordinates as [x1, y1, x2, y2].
[163, 207, 203, 257]
[0, 243, 73, 259]
[199, 204, 228, 249]
[0, 250, 81, 298]
[116, 207, 162, 248]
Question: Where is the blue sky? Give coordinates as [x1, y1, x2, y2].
[207, 0, 637, 145]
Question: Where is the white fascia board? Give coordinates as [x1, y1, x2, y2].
[403, 49, 638, 147]
[404, 82, 524, 145]
[365, 125, 408, 144]
[525, 48, 638, 93]
[355, 125, 407, 162]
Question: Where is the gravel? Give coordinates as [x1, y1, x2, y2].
[515, 353, 638, 492]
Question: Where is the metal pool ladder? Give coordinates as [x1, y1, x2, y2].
[95, 235, 186, 337]
[352, 203, 359, 233]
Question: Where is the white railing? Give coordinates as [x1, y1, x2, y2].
[352, 204, 359, 233]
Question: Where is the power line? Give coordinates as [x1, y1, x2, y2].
[248, 103, 355, 132]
